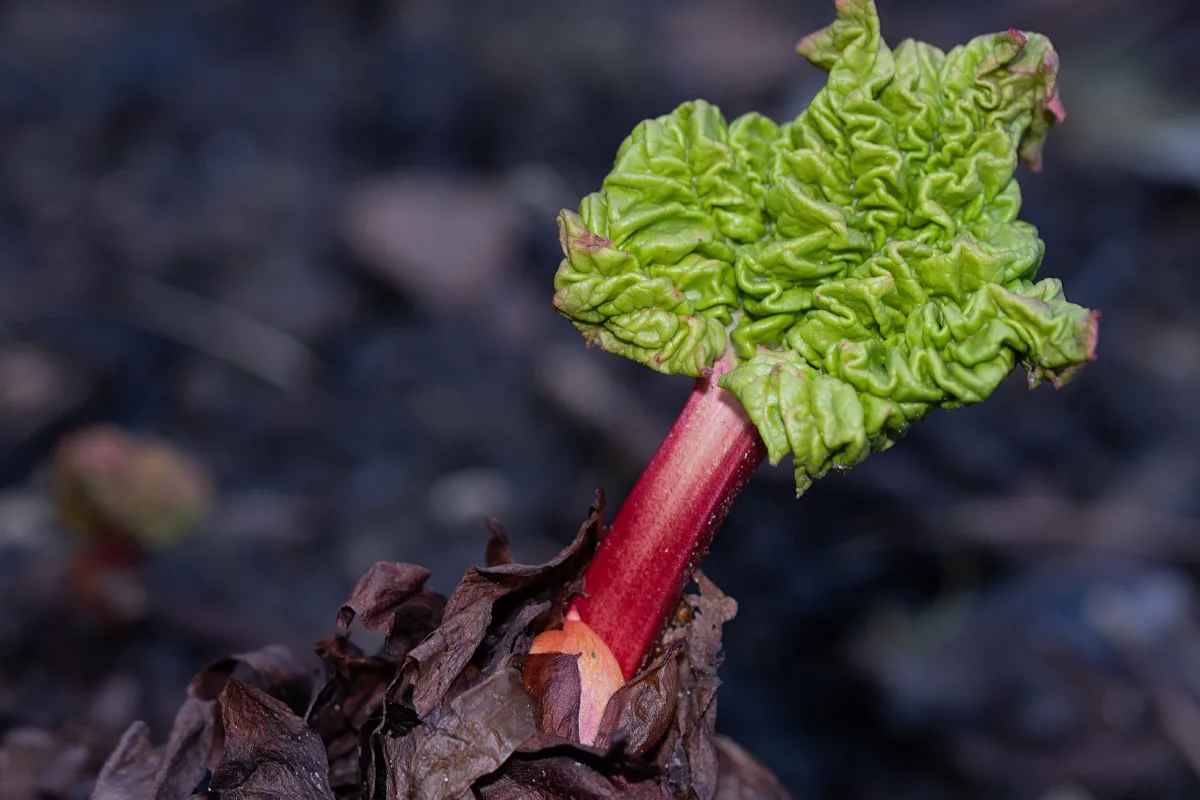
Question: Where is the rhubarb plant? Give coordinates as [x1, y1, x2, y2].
[548, 0, 1099, 682]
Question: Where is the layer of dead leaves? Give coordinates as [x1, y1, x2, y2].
[86, 491, 789, 799]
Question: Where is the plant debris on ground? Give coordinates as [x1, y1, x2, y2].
[88, 493, 789, 799]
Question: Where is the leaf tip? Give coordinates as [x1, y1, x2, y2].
[558, 209, 612, 256]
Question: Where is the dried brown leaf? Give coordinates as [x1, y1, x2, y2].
[337, 562, 432, 632]
[311, 636, 396, 733]
[404, 493, 604, 717]
[595, 642, 680, 756]
[209, 678, 334, 799]
[308, 635, 397, 792]
[189, 644, 316, 715]
[476, 734, 666, 799]
[153, 697, 216, 799]
[475, 753, 671, 800]
[384, 586, 447, 660]
[383, 669, 537, 799]
[485, 519, 515, 567]
[680, 573, 739, 682]
[658, 573, 739, 800]
[92, 721, 159, 799]
[360, 700, 423, 798]
[485, 599, 552, 676]
[94, 645, 316, 800]
[521, 653, 582, 740]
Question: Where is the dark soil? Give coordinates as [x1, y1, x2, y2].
[1, 0, 1199, 798]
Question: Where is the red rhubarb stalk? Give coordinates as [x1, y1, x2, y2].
[573, 358, 765, 679]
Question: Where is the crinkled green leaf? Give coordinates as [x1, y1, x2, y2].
[553, 0, 1096, 493]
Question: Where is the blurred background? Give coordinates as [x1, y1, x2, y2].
[1, 0, 1199, 797]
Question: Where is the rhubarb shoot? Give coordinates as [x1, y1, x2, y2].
[553, 0, 1099, 681]
[574, 358, 765, 677]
